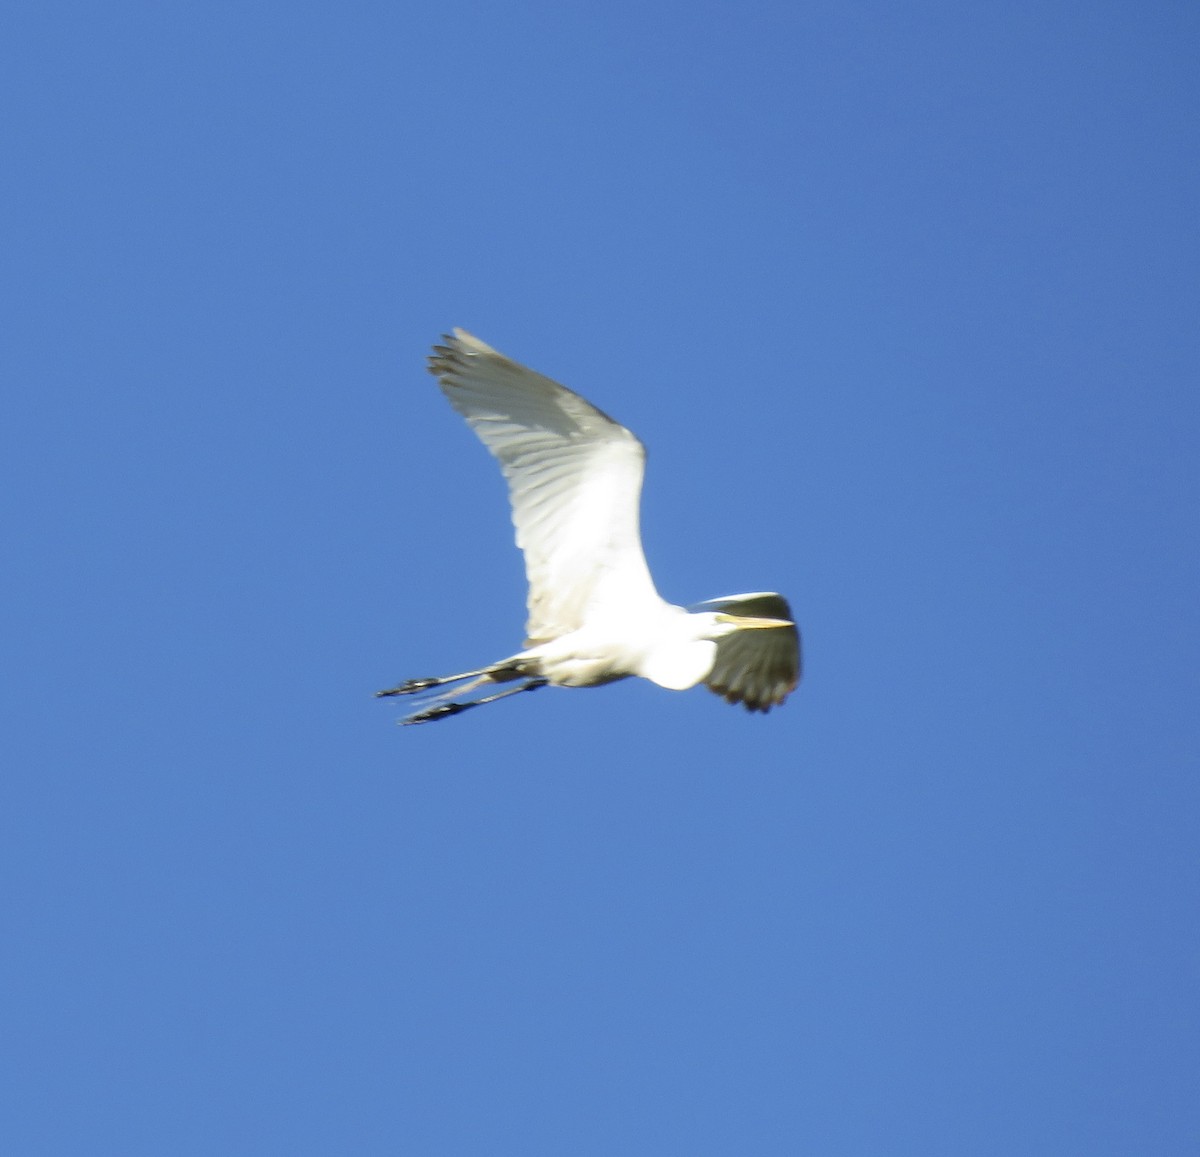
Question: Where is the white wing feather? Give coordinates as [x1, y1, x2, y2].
[428, 330, 663, 643]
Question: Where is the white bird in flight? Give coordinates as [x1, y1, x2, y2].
[378, 330, 801, 724]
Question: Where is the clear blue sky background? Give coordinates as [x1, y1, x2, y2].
[3, 2, 1197, 1153]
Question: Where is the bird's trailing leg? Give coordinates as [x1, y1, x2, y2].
[399, 676, 548, 725]
[375, 660, 531, 699]
[375, 670, 486, 698]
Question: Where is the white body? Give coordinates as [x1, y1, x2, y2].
[518, 605, 720, 691]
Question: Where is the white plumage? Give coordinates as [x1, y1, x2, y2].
[378, 330, 801, 724]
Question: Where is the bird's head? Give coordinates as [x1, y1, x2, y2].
[686, 594, 796, 641]
[704, 610, 794, 639]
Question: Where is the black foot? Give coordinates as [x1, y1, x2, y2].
[402, 702, 473, 726]
[376, 677, 440, 698]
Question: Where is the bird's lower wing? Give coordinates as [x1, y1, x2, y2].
[696, 593, 802, 712]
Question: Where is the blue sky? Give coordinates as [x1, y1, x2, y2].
[3, 2, 1198, 1153]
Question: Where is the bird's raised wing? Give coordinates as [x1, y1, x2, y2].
[428, 330, 662, 643]
[692, 593, 802, 712]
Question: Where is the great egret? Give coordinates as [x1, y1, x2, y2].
[378, 330, 801, 724]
